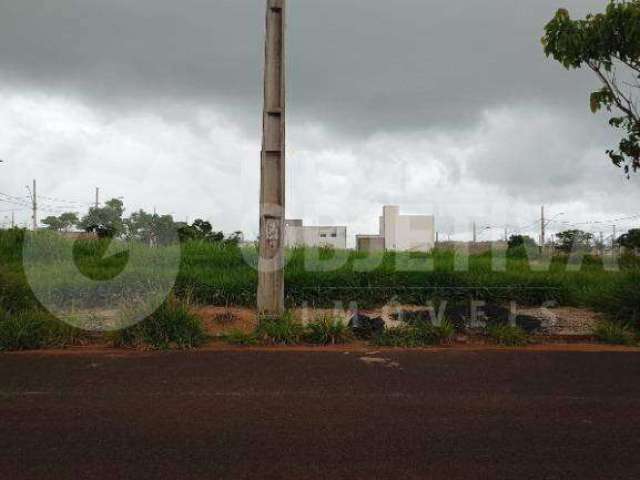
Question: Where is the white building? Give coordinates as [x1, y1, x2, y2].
[356, 206, 435, 253]
[284, 219, 347, 250]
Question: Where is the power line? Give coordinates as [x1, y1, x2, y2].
[0, 190, 93, 212]
[38, 194, 94, 207]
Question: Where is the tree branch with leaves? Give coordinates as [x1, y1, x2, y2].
[542, 1, 640, 176]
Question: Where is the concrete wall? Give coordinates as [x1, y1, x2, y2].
[285, 220, 347, 249]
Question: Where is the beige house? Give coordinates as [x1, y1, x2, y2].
[357, 206, 435, 253]
[284, 219, 348, 250]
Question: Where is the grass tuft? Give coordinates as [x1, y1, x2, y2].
[223, 330, 259, 346]
[374, 320, 455, 347]
[486, 323, 529, 346]
[108, 295, 207, 350]
[0, 308, 86, 351]
[432, 319, 456, 342]
[593, 320, 637, 346]
[256, 311, 304, 345]
[305, 317, 353, 345]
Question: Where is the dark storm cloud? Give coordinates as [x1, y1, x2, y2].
[2, 0, 638, 236]
[0, 0, 607, 135]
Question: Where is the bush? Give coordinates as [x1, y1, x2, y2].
[0, 308, 86, 351]
[109, 296, 207, 350]
[374, 320, 454, 347]
[486, 323, 529, 346]
[593, 320, 637, 346]
[256, 312, 303, 345]
[223, 330, 259, 346]
[305, 317, 353, 345]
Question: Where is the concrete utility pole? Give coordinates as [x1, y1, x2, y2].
[11, 210, 15, 229]
[31, 179, 37, 231]
[472, 221, 477, 244]
[540, 206, 545, 250]
[95, 187, 100, 209]
[257, 0, 287, 316]
[612, 225, 617, 251]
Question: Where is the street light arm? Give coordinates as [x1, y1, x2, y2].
[544, 212, 566, 227]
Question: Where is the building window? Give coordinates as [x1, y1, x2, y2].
[320, 234, 327, 238]
[331, 233, 337, 238]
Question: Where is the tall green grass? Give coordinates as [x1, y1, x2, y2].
[1, 230, 638, 321]
[0, 307, 87, 351]
[108, 295, 207, 350]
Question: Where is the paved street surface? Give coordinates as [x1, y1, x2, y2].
[2, 348, 640, 479]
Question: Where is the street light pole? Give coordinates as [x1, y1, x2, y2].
[257, 0, 287, 316]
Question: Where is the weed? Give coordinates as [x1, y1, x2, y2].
[223, 330, 259, 346]
[0, 308, 86, 351]
[432, 319, 455, 343]
[593, 320, 637, 345]
[256, 311, 303, 345]
[374, 320, 454, 347]
[486, 323, 529, 346]
[109, 295, 207, 350]
[305, 317, 353, 345]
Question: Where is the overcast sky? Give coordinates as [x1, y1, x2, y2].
[0, 0, 638, 242]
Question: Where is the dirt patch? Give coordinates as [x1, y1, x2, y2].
[195, 306, 258, 337]
[192, 304, 603, 338]
[518, 307, 602, 336]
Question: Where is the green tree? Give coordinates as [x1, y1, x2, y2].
[41, 212, 79, 232]
[150, 214, 180, 245]
[125, 210, 179, 246]
[78, 198, 124, 238]
[542, 1, 640, 176]
[224, 231, 244, 247]
[177, 219, 225, 243]
[41, 215, 63, 232]
[618, 228, 640, 251]
[507, 235, 537, 250]
[556, 229, 594, 253]
[58, 212, 79, 231]
[125, 210, 154, 242]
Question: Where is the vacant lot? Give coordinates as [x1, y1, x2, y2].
[1, 230, 638, 320]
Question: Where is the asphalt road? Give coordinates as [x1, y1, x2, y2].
[1, 348, 640, 479]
